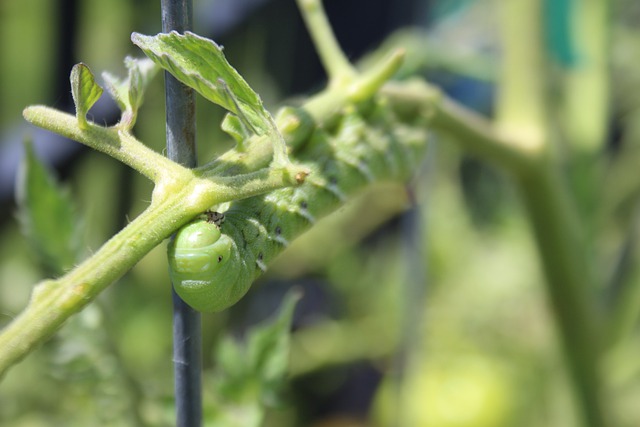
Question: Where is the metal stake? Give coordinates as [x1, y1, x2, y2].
[161, 1, 201, 426]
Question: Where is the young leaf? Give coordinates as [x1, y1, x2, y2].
[131, 31, 271, 136]
[102, 57, 158, 129]
[70, 63, 103, 130]
[221, 113, 251, 148]
[208, 291, 301, 427]
[246, 290, 300, 396]
[15, 141, 82, 275]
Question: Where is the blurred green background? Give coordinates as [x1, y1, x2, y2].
[2, 0, 640, 426]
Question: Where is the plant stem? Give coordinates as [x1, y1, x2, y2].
[495, 1, 608, 424]
[561, 0, 609, 153]
[0, 196, 185, 377]
[382, 81, 533, 172]
[516, 161, 608, 427]
[383, 77, 610, 426]
[607, 230, 640, 348]
[23, 106, 178, 183]
[300, 49, 404, 123]
[295, 0, 356, 85]
[495, 0, 547, 150]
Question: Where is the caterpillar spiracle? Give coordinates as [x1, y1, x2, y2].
[168, 104, 429, 312]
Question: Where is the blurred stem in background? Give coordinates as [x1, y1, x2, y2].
[496, 0, 547, 152]
[497, 0, 609, 426]
[559, 0, 609, 154]
[557, 0, 610, 267]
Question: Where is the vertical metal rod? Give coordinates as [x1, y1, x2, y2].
[161, 1, 201, 426]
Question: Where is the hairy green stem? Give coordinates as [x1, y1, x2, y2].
[295, 0, 356, 85]
[23, 106, 178, 183]
[300, 49, 404, 124]
[0, 196, 183, 376]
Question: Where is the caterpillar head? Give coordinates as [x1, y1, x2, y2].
[168, 219, 244, 312]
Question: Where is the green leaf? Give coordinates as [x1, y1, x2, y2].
[131, 31, 271, 137]
[221, 113, 251, 148]
[102, 57, 158, 129]
[70, 63, 103, 130]
[208, 290, 301, 427]
[15, 140, 82, 275]
[246, 290, 300, 393]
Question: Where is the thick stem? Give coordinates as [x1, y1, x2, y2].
[561, 0, 609, 153]
[495, 0, 547, 149]
[382, 81, 533, 172]
[0, 196, 186, 377]
[384, 77, 611, 427]
[516, 162, 609, 427]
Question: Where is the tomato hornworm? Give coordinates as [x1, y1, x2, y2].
[169, 102, 429, 311]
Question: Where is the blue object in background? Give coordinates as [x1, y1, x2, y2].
[544, 0, 579, 66]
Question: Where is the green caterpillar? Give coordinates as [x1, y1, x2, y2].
[168, 103, 429, 312]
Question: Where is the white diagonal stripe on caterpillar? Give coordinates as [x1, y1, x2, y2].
[270, 233, 290, 247]
[335, 151, 376, 183]
[255, 253, 268, 272]
[306, 175, 348, 202]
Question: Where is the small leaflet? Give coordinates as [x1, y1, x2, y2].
[70, 63, 103, 130]
[102, 57, 158, 129]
